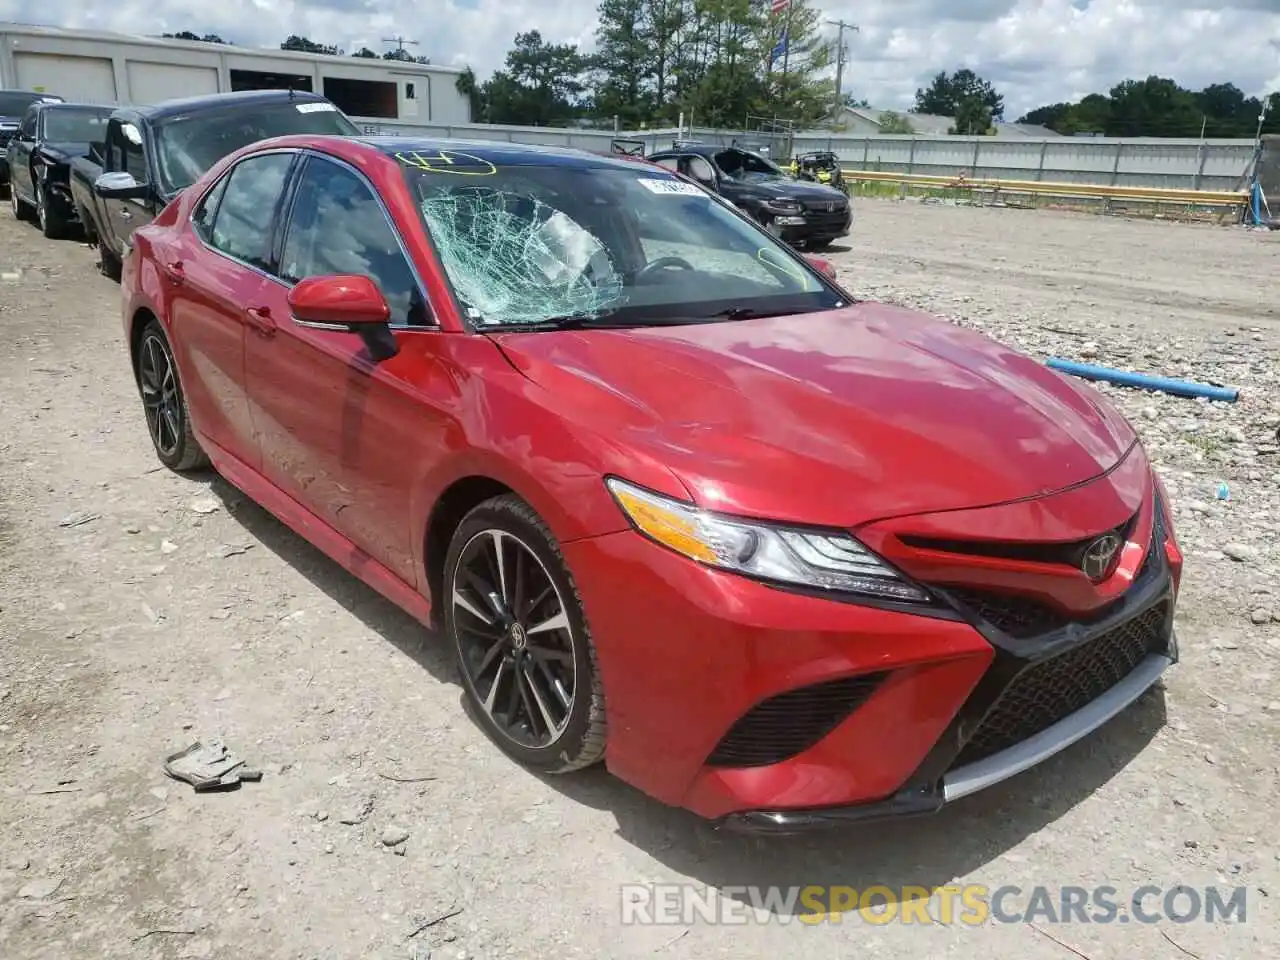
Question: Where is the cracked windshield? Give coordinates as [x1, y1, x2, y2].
[398, 152, 839, 328]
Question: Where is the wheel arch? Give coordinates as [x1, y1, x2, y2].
[127, 306, 159, 378]
[423, 475, 517, 616]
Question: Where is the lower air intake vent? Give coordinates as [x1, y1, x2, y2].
[952, 602, 1170, 768]
[706, 673, 886, 768]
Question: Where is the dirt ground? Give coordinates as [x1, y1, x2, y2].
[1, 198, 1278, 960]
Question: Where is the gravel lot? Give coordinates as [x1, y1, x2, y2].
[1, 197, 1277, 960]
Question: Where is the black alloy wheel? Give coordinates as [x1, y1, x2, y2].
[444, 495, 606, 773]
[136, 320, 209, 472]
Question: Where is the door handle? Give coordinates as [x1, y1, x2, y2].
[162, 260, 185, 284]
[244, 306, 277, 338]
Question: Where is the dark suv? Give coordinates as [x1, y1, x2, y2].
[646, 144, 851, 249]
[1, 89, 65, 191]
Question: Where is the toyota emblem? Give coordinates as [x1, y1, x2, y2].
[1081, 533, 1121, 581]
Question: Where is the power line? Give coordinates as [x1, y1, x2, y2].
[826, 18, 859, 116]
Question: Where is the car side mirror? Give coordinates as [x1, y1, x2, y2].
[288, 275, 399, 361]
[94, 171, 150, 200]
[804, 254, 838, 280]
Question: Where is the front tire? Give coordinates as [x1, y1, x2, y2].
[10, 182, 33, 222]
[135, 320, 209, 472]
[444, 495, 606, 774]
[37, 184, 67, 239]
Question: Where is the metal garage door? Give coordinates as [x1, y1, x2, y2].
[14, 52, 118, 103]
[126, 61, 219, 106]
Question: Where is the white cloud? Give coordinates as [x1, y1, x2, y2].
[3, 0, 1278, 118]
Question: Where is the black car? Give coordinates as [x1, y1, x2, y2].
[7, 101, 112, 238]
[646, 144, 851, 249]
[69, 89, 361, 280]
[0, 89, 65, 190]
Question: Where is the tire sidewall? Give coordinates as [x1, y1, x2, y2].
[137, 320, 195, 470]
[443, 501, 596, 771]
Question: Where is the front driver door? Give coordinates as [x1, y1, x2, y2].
[244, 152, 441, 586]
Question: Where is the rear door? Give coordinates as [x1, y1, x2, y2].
[243, 151, 440, 585]
[166, 150, 299, 469]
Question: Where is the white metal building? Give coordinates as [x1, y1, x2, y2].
[0, 22, 470, 127]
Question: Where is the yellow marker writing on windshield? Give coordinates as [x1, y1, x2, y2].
[395, 150, 497, 176]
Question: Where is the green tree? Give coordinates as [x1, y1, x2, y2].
[950, 98, 993, 135]
[591, 0, 652, 127]
[163, 31, 228, 44]
[281, 35, 338, 55]
[482, 31, 589, 126]
[915, 68, 1004, 120]
[878, 110, 914, 134]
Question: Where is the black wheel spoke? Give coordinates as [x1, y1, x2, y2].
[451, 526, 577, 750]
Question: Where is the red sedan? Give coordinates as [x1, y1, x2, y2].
[120, 135, 1183, 832]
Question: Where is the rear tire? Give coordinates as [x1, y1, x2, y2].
[135, 319, 209, 472]
[99, 247, 122, 281]
[443, 495, 607, 774]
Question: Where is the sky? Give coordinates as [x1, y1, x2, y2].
[3, 0, 1279, 119]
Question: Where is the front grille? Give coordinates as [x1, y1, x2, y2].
[951, 601, 1169, 767]
[941, 516, 1162, 640]
[901, 513, 1137, 571]
[706, 673, 886, 768]
[945, 588, 1070, 638]
[0, 131, 12, 147]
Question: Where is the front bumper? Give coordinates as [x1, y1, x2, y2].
[562, 471, 1179, 828]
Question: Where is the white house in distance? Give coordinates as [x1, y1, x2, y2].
[835, 105, 1060, 139]
[0, 21, 470, 126]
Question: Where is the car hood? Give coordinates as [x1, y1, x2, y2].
[490, 302, 1138, 528]
[736, 177, 846, 202]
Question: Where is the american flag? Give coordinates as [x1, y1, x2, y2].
[771, 0, 791, 13]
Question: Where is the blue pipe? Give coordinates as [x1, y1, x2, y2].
[1045, 358, 1239, 403]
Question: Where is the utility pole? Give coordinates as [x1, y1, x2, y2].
[826, 17, 859, 116]
[381, 36, 419, 59]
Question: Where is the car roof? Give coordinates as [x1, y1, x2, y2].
[355, 136, 663, 172]
[650, 144, 722, 158]
[137, 89, 333, 122]
[33, 101, 112, 112]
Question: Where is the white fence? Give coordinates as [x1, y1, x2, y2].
[353, 118, 1256, 194]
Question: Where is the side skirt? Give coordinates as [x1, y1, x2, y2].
[198, 431, 434, 629]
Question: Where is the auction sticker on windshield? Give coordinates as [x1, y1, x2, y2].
[296, 102, 337, 113]
[637, 178, 705, 196]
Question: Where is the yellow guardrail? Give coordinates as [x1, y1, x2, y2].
[838, 169, 1247, 208]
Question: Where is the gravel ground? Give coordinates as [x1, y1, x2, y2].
[1, 198, 1277, 960]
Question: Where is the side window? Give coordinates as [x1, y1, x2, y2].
[121, 124, 148, 183]
[191, 175, 230, 243]
[106, 121, 149, 183]
[208, 153, 295, 269]
[686, 156, 716, 183]
[280, 156, 429, 327]
[19, 109, 37, 139]
[653, 157, 680, 172]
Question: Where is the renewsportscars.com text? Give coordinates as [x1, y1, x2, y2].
[619, 883, 1249, 926]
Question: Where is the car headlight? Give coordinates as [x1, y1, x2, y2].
[605, 477, 931, 603]
[763, 197, 802, 213]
